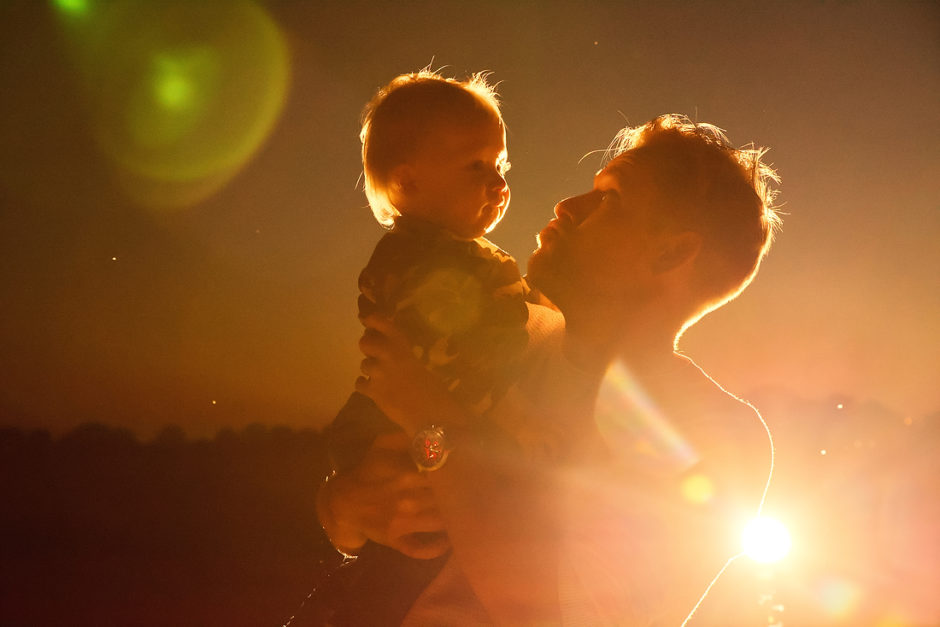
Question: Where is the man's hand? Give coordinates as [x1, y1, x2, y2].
[355, 313, 461, 434]
[317, 432, 450, 560]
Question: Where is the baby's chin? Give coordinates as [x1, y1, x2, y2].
[452, 217, 490, 240]
[482, 206, 507, 236]
[437, 205, 505, 240]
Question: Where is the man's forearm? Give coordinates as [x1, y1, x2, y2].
[424, 422, 563, 625]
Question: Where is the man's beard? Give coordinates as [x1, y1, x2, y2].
[526, 241, 568, 308]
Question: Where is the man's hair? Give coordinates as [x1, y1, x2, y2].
[360, 69, 503, 227]
[605, 114, 782, 332]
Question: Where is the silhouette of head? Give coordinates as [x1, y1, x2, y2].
[360, 70, 510, 238]
[529, 114, 780, 339]
[606, 114, 781, 329]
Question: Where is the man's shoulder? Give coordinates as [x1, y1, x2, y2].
[669, 360, 772, 500]
[524, 303, 565, 349]
[676, 356, 765, 429]
[682, 375, 768, 458]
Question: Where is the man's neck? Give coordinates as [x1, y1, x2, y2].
[562, 304, 681, 375]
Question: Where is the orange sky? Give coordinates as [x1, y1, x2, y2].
[1, 1, 937, 437]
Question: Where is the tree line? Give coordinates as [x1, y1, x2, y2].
[0, 422, 335, 627]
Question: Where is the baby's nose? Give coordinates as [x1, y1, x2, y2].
[490, 170, 508, 192]
[490, 173, 509, 202]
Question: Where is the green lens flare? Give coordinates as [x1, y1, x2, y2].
[153, 55, 196, 110]
[127, 48, 218, 149]
[52, 0, 90, 17]
[52, 0, 290, 209]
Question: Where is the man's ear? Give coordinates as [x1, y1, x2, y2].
[652, 231, 702, 275]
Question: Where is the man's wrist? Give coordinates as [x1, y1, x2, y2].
[396, 382, 471, 436]
[410, 424, 456, 471]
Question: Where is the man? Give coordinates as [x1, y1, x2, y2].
[321, 114, 782, 624]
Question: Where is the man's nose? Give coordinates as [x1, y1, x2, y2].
[554, 191, 595, 224]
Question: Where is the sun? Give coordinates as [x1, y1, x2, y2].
[741, 516, 792, 563]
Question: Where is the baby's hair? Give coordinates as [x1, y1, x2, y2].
[604, 114, 782, 335]
[360, 69, 503, 226]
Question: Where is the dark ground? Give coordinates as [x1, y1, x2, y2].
[1, 392, 936, 626]
[0, 422, 334, 627]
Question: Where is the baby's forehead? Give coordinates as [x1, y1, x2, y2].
[419, 114, 506, 152]
[430, 108, 502, 135]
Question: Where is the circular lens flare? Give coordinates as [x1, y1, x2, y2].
[53, 0, 90, 17]
[51, 0, 290, 210]
[742, 516, 791, 563]
[680, 473, 714, 504]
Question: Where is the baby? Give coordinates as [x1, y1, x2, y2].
[313, 71, 583, 626]
[326, 70, 530, 476]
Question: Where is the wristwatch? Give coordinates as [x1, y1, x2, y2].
[410, 424, 453, 471]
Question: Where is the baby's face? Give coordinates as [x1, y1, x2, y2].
[401, 116, 510, 239]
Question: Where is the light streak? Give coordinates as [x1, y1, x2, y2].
[595, 361, 699, 473]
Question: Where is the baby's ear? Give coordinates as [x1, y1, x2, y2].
[390, 163, 417, 195]
[387, 163, 417, 209]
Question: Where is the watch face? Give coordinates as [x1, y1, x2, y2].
[411, 425, 450, 470]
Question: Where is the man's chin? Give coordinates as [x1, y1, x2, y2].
[526, 245, 546, 278]
[526, 247, 555, 293]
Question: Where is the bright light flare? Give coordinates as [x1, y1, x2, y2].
[51, 0, 290, 210]
[52, 0, 90, 17]
[815, 576, 861, 618]
[742, 516, 791, 563]
[680, 473, 714, 504]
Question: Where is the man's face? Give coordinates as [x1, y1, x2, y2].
[527, 156, 663, 310]
[403, 116, 511, 240]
